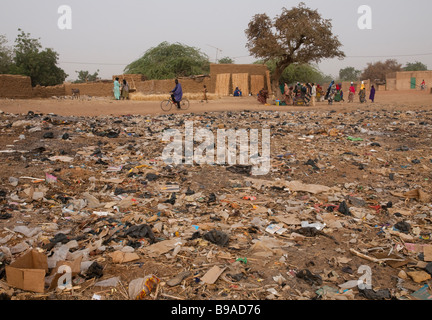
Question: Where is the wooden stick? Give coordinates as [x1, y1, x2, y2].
[160, 293, 184, 300]
[350, 248, 405, 263]
[153, 283, 160, 300]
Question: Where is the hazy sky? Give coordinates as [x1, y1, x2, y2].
[1, 0, 431, 81]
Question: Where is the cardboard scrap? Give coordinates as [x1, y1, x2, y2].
[388, 208, 412, 216]
[424, 245, 432, 262]
[285, 181, 331, 194]
[244, 178, 332, 194]
[201, 266, 226, 285]
[405, 242, 432, 261]
[144, 239, 183, 257]
[5, 250, 48, 293]
[407, 271, 431, 283]
[109, 251, 140, 264]
[48, 256, 83, 290]
[391, 189, 431, 203]
[274, 215, 302, 226]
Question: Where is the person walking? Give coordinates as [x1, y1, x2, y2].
[369, 85, 376, 103]
[326, 81, 336, 105]
[348, 82, 355, 103]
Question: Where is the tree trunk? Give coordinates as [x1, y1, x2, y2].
[271, 67, 284, 100]
[271, 60, 291, 100]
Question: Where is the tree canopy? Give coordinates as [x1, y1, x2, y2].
[8, 29, 68, 87]
[404, 61, 428, 71]
[339, 67, 361, 82]
[218, 57, 234, 64]
[124, 42, 210, 80]
[256, 59, 331, 85]
[74, 69, 100, 83]
[245, 2, 344, 95]
[361, 59, 402, 81]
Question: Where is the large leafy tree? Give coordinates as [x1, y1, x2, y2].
[404, 61, 428, 71]
[0, 34, 13, 74]
[245, 2, 345, 96]
[124, 42, 210, 79]
[339, 67, 361, 82]
[9, 29, 67, 86]
[361, 59, 402, 81]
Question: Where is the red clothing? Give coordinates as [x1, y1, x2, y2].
[349, 86, 355, 93]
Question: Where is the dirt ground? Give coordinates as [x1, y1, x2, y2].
[0, 90, 431, 303]
[0, 90, 431, 117]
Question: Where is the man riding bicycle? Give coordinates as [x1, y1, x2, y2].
[171, 79, 183, 109]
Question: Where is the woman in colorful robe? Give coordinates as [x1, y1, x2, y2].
[348, 83, 355, 103]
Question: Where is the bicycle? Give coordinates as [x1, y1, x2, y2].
[160, 96, 190, 111]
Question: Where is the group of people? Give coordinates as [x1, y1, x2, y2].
[113, 77, 130, 100]
[282, 83, 322, 106]
[327, 81, 376, 105]
[256, 80, 377, 107]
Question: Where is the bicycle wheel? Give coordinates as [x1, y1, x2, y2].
[180, 99, 190, 110]
[161, 100, 173, 112]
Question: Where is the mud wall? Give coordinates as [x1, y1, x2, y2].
[0, 75, 33, 99]
[32, 84, 66, 98]
[395, 71, 432, 91]
[1, 66, 268, 99]
[209, 64, 271, 95]
[64, 82, 113, 97]
[111, 75, 212, 95]
[134, 78, 212, 95]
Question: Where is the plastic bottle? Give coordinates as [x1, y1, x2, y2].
[128, 275, 160, 300]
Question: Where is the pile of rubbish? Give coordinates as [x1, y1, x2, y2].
[0, 107, 431, 300]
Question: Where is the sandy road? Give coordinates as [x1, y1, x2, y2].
[0, 90, 431, 117]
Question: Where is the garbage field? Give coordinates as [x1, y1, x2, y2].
[0, 98, 432, 301]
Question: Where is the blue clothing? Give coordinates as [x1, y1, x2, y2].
[369, 87, 376, 101]
[114, 80, 121, 100]
[172, 83, 183, 102]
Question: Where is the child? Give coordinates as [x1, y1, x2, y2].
[201, 85, 209, 103]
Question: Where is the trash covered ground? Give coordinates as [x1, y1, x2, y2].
[0, 95, 432, 301]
